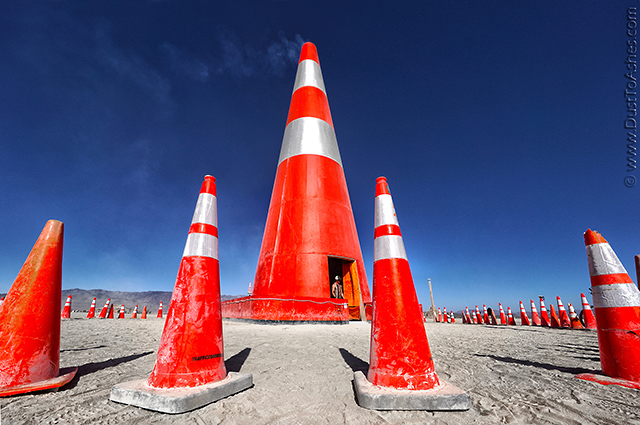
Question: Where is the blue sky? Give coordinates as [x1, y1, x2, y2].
[1, 1, 637, 313]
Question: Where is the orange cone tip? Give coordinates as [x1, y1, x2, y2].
[576, 229, 640, 388]
[0, 220, 77, 396]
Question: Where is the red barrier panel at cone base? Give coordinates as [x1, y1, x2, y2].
[519, 301, 531, 326]
[354, 176, 470, 411]
[131, 305, 138, 319]
[568, 303, 584, 329]
[141, 305, 147, 319]
[549, 304, 560, 328]
[110, 176, 253, 414]
[575, 229, 640, 389]
[107, 304, 114, 319]
[507, 307, 516, 326]
[498, 303, 506, 325]
[580, 293, 597, 330]
[222, 42, 371, 323]
[539, 297, 551, 327]
[530, 300, 541, 326]
[98, 298, 110, 319]
[0, 220, 77, 397]
[86, 297, 96, 319]
[556, 296, 571, 328]
[157, 301, 163, 318]
[61, 295, 72, 319]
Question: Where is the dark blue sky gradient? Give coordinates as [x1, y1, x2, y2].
[0, 1, 637, 312]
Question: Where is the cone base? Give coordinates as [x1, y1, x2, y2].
[353, 371, 471, 411]
[110, 372, 253, 414]
[0, 367, 77, 397]
[575, 373, 640, 389]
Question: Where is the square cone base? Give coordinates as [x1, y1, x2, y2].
[353, 371, 471, 411]
[575, 373, 640, 389]
[110, 372, 253, 414]
[0, 367, 78, 397]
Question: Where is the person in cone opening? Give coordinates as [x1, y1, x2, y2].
[331, 276, 344, 299]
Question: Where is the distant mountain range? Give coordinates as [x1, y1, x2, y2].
[0, 288, 244, 313]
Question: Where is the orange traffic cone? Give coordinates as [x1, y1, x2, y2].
[118, 305, 125, 319]
[580, 293, 597, 330]
[110, 176, 253, 413]
[107, 304, 114, 319]
[450, 312, 456, 323]
[61, 295, 72, 319]
[472, 310, 478, 324]
[507, 307, 517, 325]
[482, 304, 489, 324]
[539, 297, 551, 327]
[530, 300, 541, 326]
[443, 307, 448, 323]
[475, 305, 483, 324]
[437, 308, 442, 323]
[354, 177, 470, 410]
[157, 301, 163, 318]
[519, 301, 531, 325]
[141, 306, 147, 319]
[465, 307, 472, 324]
[86, 297, 96, 319]
[131, 305, 138, 319]
[575, 230, 640, 388]
[498, 303, 506, 325]
[568, 303, 584, 329]
[548, 304, 561, 328]
[98, 298, 111, 319]
[556, 296, 571, 328]
[0, 220, 77, 396]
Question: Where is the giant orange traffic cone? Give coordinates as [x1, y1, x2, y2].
[437, 308, 442, 323]
[354, 177, 470, 410]
[131, 305, 138, 319]
[519, 301, 531, 326]
[222, 42, 371, 323]
[576, 230, 640, 388]
[539, 297, 551, 327]
[98, 298, 110, 319]
[580, 292, 597, 330]
[117, 305, 125, 319]
[568, 303, 584, 329]
[110, 176, 253, 413]
[141, 305, 147, 319]
[556, 296, 571, 328]
[482, 305, 489, 324]
[507, 307, 517, 326]
[443, 307, 448, 323]
[61, 295, 72, 319]
[530, 300, 541, 326]
[157, 301, 163, 318]
[107, 303, 114, 319]
[86, 297, 96, 319]
[0, 220, 77, 396]
[475, 305, 483, 324]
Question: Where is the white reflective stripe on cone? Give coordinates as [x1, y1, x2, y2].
[592, 284, 640, 308]
[278, 117, 342, 166]
[183, 233, 219, 259]
[374, 194, 399, 228]
[587, 243, 628, 276]
[293, 60, 326, 94]
[374, 235, 407, 262]
[191, 193, 217, 226]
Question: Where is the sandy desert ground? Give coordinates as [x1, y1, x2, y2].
[1, 314, 639, 425]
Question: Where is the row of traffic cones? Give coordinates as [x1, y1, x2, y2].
[450, 295, 597, 330]
[61, 297, 164, 319]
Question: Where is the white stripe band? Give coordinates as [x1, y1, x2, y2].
[293, 60, 326, 94]
[587, 243, 627, 277]
[183, 233, 219, 259]
[592, 283, 640, 309]
[374, 235, 407, 261]
[191, 193, 217, 226]
[278, 117, 342, 166]
[374, 194, 399, 228]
